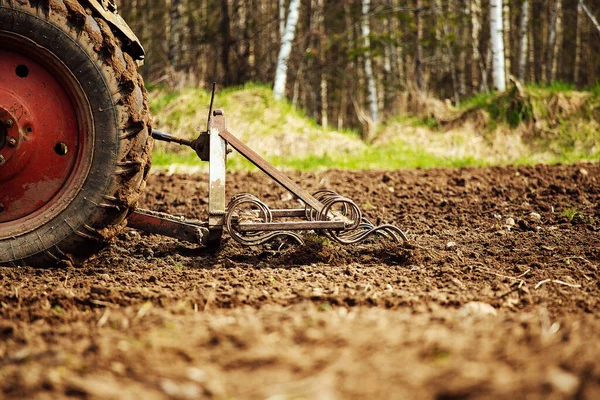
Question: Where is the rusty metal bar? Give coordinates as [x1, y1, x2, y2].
[151, 129, 194, 147]
[218, 128, 326, 214]
[128, 209, 208, 244]
[237, 220, 345, 232]
[269, 209, 306, 218]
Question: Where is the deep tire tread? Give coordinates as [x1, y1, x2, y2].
[0, 0, 152, 267]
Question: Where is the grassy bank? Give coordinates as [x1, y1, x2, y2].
[149, 83, 600, 172]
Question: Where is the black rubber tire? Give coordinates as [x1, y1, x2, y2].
[0, 1, 152, 267]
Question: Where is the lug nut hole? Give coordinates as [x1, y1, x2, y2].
[55, 142, 68, 156]
[16, 65, 29, 78]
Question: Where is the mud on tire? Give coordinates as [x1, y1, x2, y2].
[0, 1, 152, 267]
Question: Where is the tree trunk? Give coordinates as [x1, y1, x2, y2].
[458, 0, 468, 97]
[279, 0, 285, 38]
[273, 0, 301, 100]
[490, 0, 506, 91]
[432, 0, 443, 64]
[553, 0, 563, 82]
[317, 0, 327, 128]
[219, 0, 232, 85]
[517, 0, 529, 81]
[527, 18, 535, 82]
[361, 0, 378, 132]
[394, 0, 405, 87]
[503, 0, 511, 79]
[415, 0, 424, 91]
[470, 0, 486, 91]
[441, 7, 460, 105]
[545, 0, 559, 83]
[574, 1, 582, 84]
[168, 0, 184, 72]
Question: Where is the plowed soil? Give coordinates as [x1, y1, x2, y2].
[2, 163, 600, 399]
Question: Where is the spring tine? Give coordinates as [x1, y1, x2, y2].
[226, 192, 305, 246]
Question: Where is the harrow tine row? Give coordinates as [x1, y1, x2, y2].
[225, 191, 408, 247]
[225, 193, 305, 246]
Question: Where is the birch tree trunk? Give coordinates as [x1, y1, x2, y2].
[361, 0, 378, 126]
[517, 0, 529, 81]
[273, 0, 301, 100]
[279, 0, 285, 38]
[489, 0, 506, 91]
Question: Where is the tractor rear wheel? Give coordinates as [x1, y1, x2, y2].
[0, 2, 152, 267]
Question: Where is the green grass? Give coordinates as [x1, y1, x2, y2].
[270, 142, 484, 170]
[154, 143, 486, 172]
[561, 207, 581, 222]
[459, 91, 497, 110]
[150, 84, 600, 172]
[527, 81, 575, 93]
[590, 82, 600, 98]
[459, 87, 534, 128]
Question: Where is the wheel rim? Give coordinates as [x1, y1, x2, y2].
[0, 33, 94, 237]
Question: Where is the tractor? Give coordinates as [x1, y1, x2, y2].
[0, 1, 405, 268]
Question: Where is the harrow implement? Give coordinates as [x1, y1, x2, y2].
[129, 85, 408, 249]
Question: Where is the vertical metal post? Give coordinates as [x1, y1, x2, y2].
[207, 110, 227, 246]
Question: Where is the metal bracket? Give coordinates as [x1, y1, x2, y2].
[206, 110, 228, 245]
[83, 0, 145, 60]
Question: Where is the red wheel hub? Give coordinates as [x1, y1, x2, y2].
[0, 49, 81, 223]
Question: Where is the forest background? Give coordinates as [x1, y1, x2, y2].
[115, 0, 600, 129]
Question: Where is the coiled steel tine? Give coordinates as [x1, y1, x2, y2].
[232, 231, 304, 246]
[226, 193, 306, 246]
[322, 214, 409, 244]
[226, 193, 275, 245]
[327, 225, 402, 245]
[379, 225, 409, 243]
[356, 218, 396, 241]
[311, 190, 362, 231]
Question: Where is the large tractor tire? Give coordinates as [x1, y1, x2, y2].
[0, 1, 152, 267]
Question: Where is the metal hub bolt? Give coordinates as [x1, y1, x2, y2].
[0, 155, 5, 166]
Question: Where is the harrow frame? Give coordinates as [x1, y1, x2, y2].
[128, 85, 407, 249]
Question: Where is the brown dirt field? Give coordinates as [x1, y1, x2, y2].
[1, 163, 600, 399]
